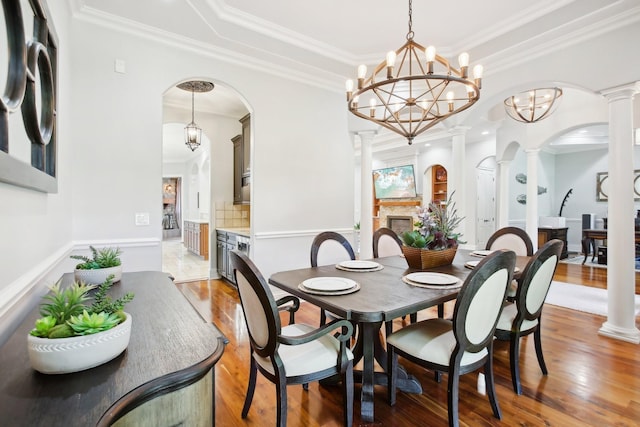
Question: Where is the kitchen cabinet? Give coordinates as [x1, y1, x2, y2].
[233, 114, 251, 205]
[184, 221, 209, 260]
[538, 227, 568, 259]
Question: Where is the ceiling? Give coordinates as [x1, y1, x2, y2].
[73, 0, 639, 161]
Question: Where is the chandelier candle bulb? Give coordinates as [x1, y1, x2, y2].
[447, 91, 455, 112]
[458, 52, 469, 77]
[369, 98, 376, 118]
[386, 51, 396, 78]
[357, 64, 367, 89]
[346, 79, 354, 100]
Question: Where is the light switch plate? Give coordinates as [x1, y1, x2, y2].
[115, 59, 126, 74]
[135, 212, 149, 226]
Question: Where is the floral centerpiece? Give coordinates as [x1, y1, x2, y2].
[401, 192, 465, 269]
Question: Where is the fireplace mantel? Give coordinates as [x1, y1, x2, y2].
[373, 197, 422, 231]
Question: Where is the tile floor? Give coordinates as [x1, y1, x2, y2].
[161, 238, 210, 283]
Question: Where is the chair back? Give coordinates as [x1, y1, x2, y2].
[230, 250, 280, 359]
[453, 250, 516, 354]
[486, 226, 534, 256]
[373, 227, 403, 258]
[310, 231, 355, 267]
[514, 239, 563, 321]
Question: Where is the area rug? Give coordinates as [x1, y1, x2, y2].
[560, 255, 640, 272]
[545, 281, 640, 316]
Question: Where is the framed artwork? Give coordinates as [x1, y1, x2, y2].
[596, 170, 640, 201]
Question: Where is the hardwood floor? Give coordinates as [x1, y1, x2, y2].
[176, 263, 640, 426]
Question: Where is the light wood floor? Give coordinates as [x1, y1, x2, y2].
[176, 263, 640, 427]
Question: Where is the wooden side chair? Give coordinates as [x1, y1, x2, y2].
[230, 250, 354, 427]
[494, 239, 563, 394]
[386, 250, 516, 427]
[485, 226, 534, 256]
[310, 231, 356, 325]
[372, 227, 403, 258]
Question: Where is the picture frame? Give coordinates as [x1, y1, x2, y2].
[596, 170, 640, 201]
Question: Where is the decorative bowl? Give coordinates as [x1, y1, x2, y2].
[74, 265, 122, 284]
[402, 246, 457, 269]
[27, 312, 132, 374]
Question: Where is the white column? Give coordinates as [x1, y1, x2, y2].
[599, 83, 640, 343]
[358, 131, 376, 260]
[497, 160, 511, 228]
[525, 148, 539, 252]
[450, 126, 469, 242]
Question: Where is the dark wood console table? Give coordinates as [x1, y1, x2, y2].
[538, 227, 568, 259]
[581, 229, 640, 264]
[0, 271, 227, 426]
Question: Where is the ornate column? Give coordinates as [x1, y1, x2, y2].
[598, 83, 640, 343]
[525, 148, 540, 252]
[358, 131, 377, 260]
[497, 160, 511, 228]
[450, 126, 469, 241]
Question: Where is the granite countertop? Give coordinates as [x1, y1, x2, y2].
[217, 227, 250, 237]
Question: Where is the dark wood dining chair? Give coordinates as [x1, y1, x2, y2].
[494, 239, 563, 394]
[485, 226, 534, 256]
[386, 250, 516, 427]
[230, 250, 355, 427]
[486, 226, 534, 298]
[372, 227, 415, 334]
[372, 227, 403, 258]
[310, 231, 356, 326]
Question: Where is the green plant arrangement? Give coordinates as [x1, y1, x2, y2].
[71, 246, 122, 270]
[401, 192, 465, 250]
[27, 275, 135, 374]
[400, 192, 465, 269]
[71, 246, 123, 284]
[30, 275, 134, 339]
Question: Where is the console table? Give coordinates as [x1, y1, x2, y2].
[0, 271, 227, 426]
[538, 227, 568, 259]
[581, 229, 640, 264]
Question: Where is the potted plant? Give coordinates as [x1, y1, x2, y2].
[71, 246, 122, 284]
[401, 192, 465, 269]
[28, 275, 134, 374]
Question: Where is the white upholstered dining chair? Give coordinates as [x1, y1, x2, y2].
[386, 249, 516, 427]
[494, 239, 563, 394]
[230, 250, 355, 427]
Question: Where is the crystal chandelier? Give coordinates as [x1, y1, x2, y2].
[177, 81, 214, 151]
[346, 0, 483, 145]
[504, 87, 563, 123]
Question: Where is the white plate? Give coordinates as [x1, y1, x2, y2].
[404, 272, 459, 286]
[337, 260, 381, 270]
[470, 250, 493, 257]
[465, 260, 480, 269]
[301, 277, 357, 292]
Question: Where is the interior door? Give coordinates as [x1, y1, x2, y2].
[476, 168, 496, 248]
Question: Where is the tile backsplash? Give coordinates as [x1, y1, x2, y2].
[215, 202, 250, 228]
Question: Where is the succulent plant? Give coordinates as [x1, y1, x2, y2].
[71, 246, 122, 270]
[68, 310, 122, 335]
[30, 275, 133, 339]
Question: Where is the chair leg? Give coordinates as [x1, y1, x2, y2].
[410, 312, 418, 323]
[485, 352, 502, 419]
[447, 365, 461, 427]
[534, 326, 548, 375]
[385, 320, 393, 338]
[434, 370, 442, 383]
[509, 333, 523, 395]
[276, 373, 288, 427]
[242, 356, 258, 418]
[387, 346, 398, 406]
[319, 308, 327, 326]
[342, 362, 354, 427]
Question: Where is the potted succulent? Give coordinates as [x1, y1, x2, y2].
[401, 192, 465, 269]
[28, 275, 134, 374]
[71, 246, 122, 284]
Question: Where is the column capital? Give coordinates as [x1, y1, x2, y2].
[354, 130, 378, 144]
[448, 125, 471, 136]
[524, 148, 541, 155]
[600, 82, 640, 102]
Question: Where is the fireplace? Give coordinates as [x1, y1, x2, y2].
[387, 216, 414, 237]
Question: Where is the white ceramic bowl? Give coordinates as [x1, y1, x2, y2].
[27, 312, 132, 374]
[74, 265, 122, 285]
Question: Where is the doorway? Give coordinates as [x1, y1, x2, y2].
[476, 157, 496, 248]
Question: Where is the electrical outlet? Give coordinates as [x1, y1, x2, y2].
[135, 212, 149, 226]
[115, 59, 126, 74]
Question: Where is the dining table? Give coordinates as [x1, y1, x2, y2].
[268, 249, 529, 423]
